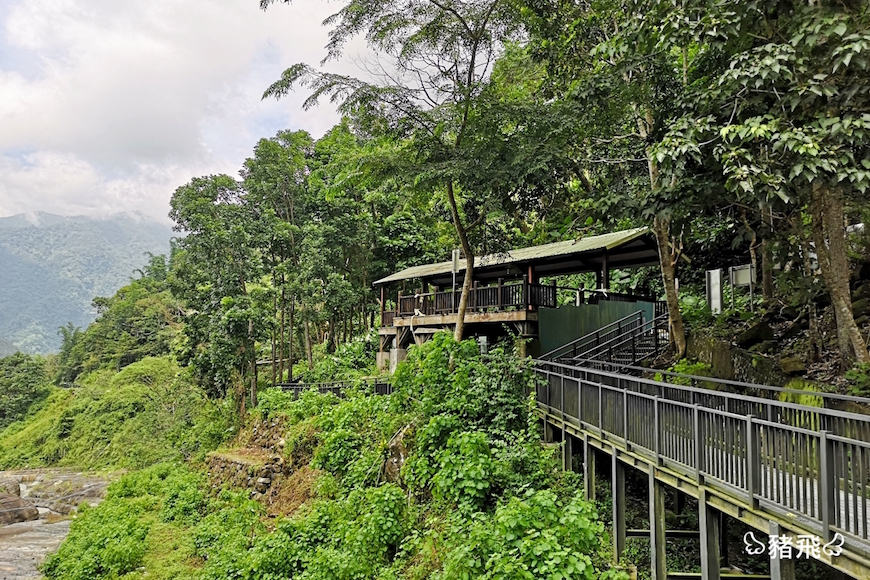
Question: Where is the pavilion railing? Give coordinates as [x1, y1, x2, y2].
[387, 281, 557, 323]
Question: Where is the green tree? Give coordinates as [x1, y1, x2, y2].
[646, 0, 870, 364]
[0, 353, 48, 429]
[261, 0, 579, 341]
[169, 175, 264, 406]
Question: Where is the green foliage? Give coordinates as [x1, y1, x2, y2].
[846, 363, 870, 397]
[654, 359, 712, 387]
[0, 357, 234, 470]
[56, 254, 183, 384]
[0, 352, 49, 429]
[432, 430, 494, 513]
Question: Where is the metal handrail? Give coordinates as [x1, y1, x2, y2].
[536, 363, 870, 556]
[555, 357, 870, 408]
[540, 311, 645, 360]
[565, 313, 668, 363]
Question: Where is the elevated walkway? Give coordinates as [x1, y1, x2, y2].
[537, 326, 870, 579]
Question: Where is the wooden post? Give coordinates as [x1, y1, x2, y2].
[584, 434, 596, 501]
[397, 291, 403, 316]
[522, 274, 529, 310]
[602, 250, 610, 290]
[497, 277, 503, 309]
[612, 457, 626, 563]
[649, 465, 667, 580]
[379, 286, 385, 324]
[769, 522, 796, 580]
[699, 489, 721, 580]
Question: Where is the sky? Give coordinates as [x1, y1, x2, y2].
[0, 0, 364, 223]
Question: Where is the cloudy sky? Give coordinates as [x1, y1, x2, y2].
[0, 0, 362, 222]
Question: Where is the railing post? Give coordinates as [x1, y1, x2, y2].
[694, 405, 704, 483]
[654, 396, 661, 464]
[623, 388, 629, 445]
[746, 415, 759, 509]
[819, 431, 836, 541]
[598, 383, 603, 429]
[497, 278, 503, 309]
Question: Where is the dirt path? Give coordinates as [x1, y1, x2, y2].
[0, 470, 109, 580]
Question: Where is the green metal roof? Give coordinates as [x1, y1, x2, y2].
[374, 227, 653, 285]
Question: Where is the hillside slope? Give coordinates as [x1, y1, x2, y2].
[0, 213, 173, 353]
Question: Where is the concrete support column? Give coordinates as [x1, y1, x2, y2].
[612, 457, 626, 563]
[583, 434, 596, 501]
[769, 522, 796, 580]
[649, 465, 667, 580]
[699, 489, 721, 580]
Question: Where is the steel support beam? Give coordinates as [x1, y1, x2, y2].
[649, 465, 667, 580]
[612, 457, 626, 563]
[563, 430, 574, 472]
[769, 522, 795, 580]
[584, 433, 596, 501]
[699, 489, 721, 580]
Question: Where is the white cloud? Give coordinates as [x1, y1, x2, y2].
[0, 0, 365, 221]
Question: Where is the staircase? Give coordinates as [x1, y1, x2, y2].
[540, 304, 670, 367]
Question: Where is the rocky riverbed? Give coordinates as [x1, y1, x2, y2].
[0, 470, 109, 580]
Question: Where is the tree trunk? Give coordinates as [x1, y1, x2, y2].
[741, 209, 759, 290]
[637, 106, 687, 358]
[796, 215, 821, 362]
[288, 298, 295, 382]
[810, 184, 869, 365]
[761, 205, 775, 300]
[446, 180, 474, 342]
[304, 315, 314, 370]
[279, 277, 286, 382]
[653, 215, 687, 358]
[248, 319, 257, 408]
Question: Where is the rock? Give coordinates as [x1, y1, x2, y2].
[749, 340, 778, 354]
[277, 438, 286, 449]
[736, 321, 774, 348]
[0, 493, 39, 525]
[0, 478, 21, 496]
[383, 424, 413, 486]
[780, 306, 799, 320]
[856, 315, 869, 327]
[853, 281, 870, 302]
[779, 356, 806, 376]
[852, 298, 869, 319]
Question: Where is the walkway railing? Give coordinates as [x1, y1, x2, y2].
[535, 359, 870, 559]
[274, 379, 392, 398]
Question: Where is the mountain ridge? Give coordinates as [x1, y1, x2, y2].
[0, 212, 173, 353]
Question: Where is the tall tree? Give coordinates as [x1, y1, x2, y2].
[648, 0, 870, 364]
[524, 0, 689, 356]
[260, 0, 526, 341]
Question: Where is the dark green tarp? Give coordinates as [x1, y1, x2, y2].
[538, 300, 655, 355]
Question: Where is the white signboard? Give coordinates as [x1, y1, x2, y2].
[706, 269, 724, 315]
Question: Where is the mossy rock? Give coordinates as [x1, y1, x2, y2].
[749, 340, 778, 354]
[779, 356, 806, 376]
[852, 298, 869, 319]
[779, 379, 823, 409]
[736, 321, 774, 348]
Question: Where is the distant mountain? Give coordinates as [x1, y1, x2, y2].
[0, 213, 173, 353]
[0, 337, 18, 358]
